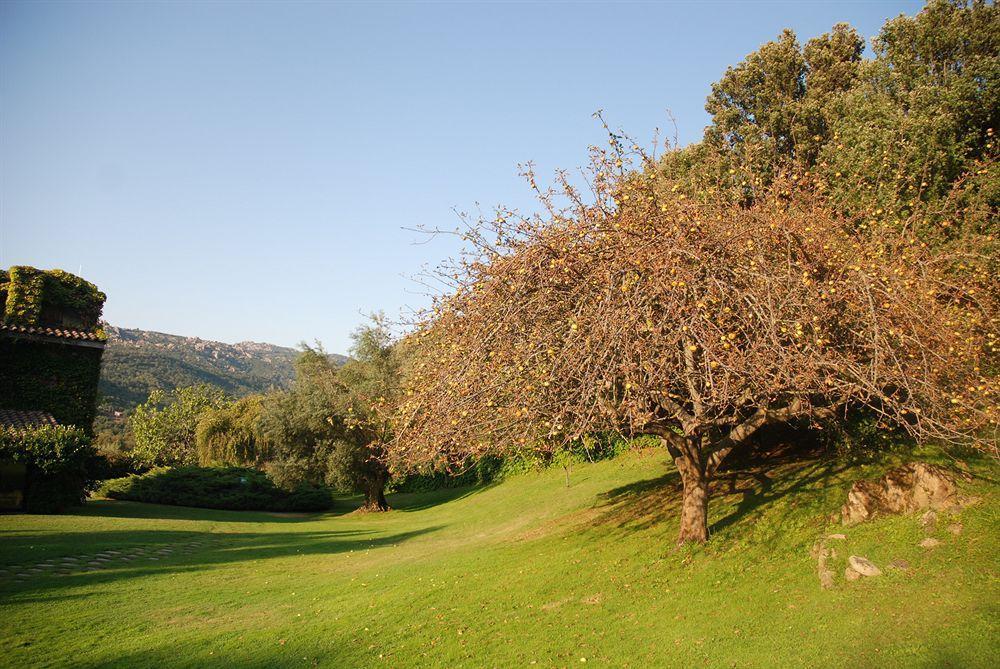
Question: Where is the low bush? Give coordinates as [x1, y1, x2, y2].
[390, 433, 655, 493]
[97, 466, 334, 512]
[0, 425, 97, 513]
[89, 448, 147, 482]
[824, 412, 912, 456]
[389, 455, 510, 494]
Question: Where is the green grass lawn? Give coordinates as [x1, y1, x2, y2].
[1, 446, 997, 668]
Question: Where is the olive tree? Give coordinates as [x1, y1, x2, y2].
[329, 319, 401, 511]
[258, 323, 399, 512]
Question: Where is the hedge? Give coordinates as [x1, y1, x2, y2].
[0, 425, 96, 513]
[97, 466, 334, 512]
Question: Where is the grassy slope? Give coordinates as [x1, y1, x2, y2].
[1, 446, 997, 668]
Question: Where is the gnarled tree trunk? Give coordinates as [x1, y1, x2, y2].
[360, 475, 389, 512]
[676, 456, 710, 544]
[660, 431, 740, 545]
[657, 407, 769, 544]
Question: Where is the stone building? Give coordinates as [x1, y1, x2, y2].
[0, 267, 107, 510]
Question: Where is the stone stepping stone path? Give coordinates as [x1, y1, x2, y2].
[0, 536, 229, 584]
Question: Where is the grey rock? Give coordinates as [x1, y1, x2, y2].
[919, 537, 942, 549]
[816, 546, 836, 589]
[947, 523, 963, 536]
[848, 555, 882, 577]
[844, 566, 862, 581]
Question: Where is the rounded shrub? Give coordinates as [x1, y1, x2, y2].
[96, 466, 334, 512]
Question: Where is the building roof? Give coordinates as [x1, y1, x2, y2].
[0, 409, 59, 430]
[0, 323, 107, 344]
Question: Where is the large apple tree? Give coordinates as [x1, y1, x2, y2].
[391, 142, 997, 544]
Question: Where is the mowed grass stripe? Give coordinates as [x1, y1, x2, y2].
[1, 446, 996, 668]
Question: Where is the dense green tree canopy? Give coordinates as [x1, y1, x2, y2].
[195, 395, 271, 467]
[660, 0, 998, 234]
[257, 349, 341, 490]
[129, 385, 228, 467]
[327, 319, 401, 511]
[257, 321, 400, 510]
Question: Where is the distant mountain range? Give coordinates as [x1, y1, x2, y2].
[98, 325, 346, 414]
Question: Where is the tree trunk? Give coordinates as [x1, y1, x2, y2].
[675, 455, 710, 544]
[360, 479, 389, 512]
[657, 416, 759, 544]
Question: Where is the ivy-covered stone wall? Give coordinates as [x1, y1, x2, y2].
[0, 338, 105, 432]
[0, 267, 107, 433]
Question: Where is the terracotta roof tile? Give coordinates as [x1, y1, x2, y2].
[0, 323, 106, 342]
[0, 409, 59, 430]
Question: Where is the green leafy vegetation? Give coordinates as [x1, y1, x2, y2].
[659, 0, 998, 237]
[1, 266, 107, 431]
[196, 395, 272, 467]
[258, 321, 398, 510]
[0, 425, 96, 513]
[104, 323, 401, 513]
[97, 466, 333, 512]
[129, 385, 228, 467]
[0, 266, 106, 332]
[0, 336, 105, 430]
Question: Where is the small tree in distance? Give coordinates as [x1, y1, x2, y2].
[391, 134, 998, 544]
[130, 385, 228, 467]
[258, 323, 398, 512]
[328, 318, 400, 512]
[196, 395, 271, 467]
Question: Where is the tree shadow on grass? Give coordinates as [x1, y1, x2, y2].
[708, 458, 855, 543]
[588, 467, 683, 533]
[69, 483, 490, 522]
[64, 499, 356, 523]
[0, 524, 442, 599]
[388, 483, 489, 512]
[585, 448, 857, 545]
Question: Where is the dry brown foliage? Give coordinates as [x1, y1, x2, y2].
[392, 133, 998, 543]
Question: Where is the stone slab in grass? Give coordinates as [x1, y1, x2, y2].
[848, 556, 882, 577]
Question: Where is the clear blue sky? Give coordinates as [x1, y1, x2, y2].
[1, 0, 923, 353]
